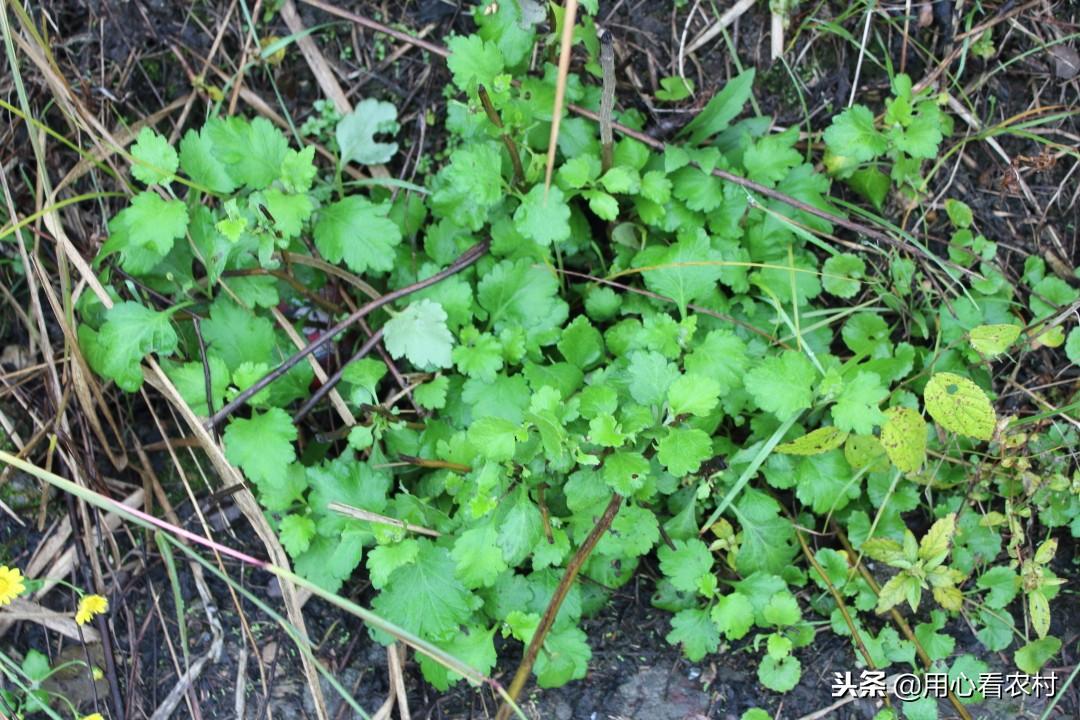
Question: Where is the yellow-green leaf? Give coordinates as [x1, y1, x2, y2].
[877, 572, 919, 614]
[969, 324, 1021, 357]
[918, 513, 956, 564]
[1034, 538, 1057, 566]
[923, 372, 996, 441]
[880, 407, 926, 473]
[844, 434, 889, 472]
[776, 426, 849, 455]
[1029, 591, 1051, 638]
[932, 585, 963, 612]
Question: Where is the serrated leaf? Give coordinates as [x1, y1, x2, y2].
[656, 427, 712, 477]
[84, 301, 179, 392]
[468, 416, 519, 462]
[976, 566, 1019, 609]
[685, 329, 749, 394]
[626, 350, 679, 406]
[367, 539, 420, 590]
[763, 593, 801, 626]
[557, 316, 604, 369]
[446, 34, 504, 90]
[831, 371, 888, 434]
[102, 191, 189, 272]
[295, 530, 365, 593]
[923, 372, 996, 441]
[431, 142, 504, 230]
[602, 451, 650, 496]
[633, 231, 724, 317]
[372, 540, 475, 639]
[658, 538, 713, 593]
[514, 184, 570, 246]
[876, 572, 920, 614]
[777, 426, 849, 455]
[201, 298, 276, 371]
[794, 451, 857, 515]
[313, 196, 401, 275]
[535, 625, 591, 688]
[223, 408, 297, 489]
[880, 406, 927, 473]
[666, 607, 719, 661]
[918, 513, 956, 563]
[417, 624, 498, 690]
[758, 654, 800, 692]
[745, 351, 816, 420]
[262, 188, 313, 239]
[734, 490, 797, 575]
[279, 514, 316, 557]
[599, 166, 641, 194]
[711, 591, 754, 640]
[823, 105, 887, 163]
[477, 258, 568, 345]
[451, 524, 508, 588]
[414, 376, 449, 409]
[204, 116, 288, 190]
[163, 354, 230, 416]
[336, 98, 399, 166]
[130, 126, 178, 184]
[383, 299, 454, 370]
[577, 190, 615, 222]
[667, 374, 720, 417]
[179, 128, 237, 193]
[743, 127, 801, 186]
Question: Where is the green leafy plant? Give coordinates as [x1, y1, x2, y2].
[72, 0, 1077, 707]
[823, 73, 954, 206]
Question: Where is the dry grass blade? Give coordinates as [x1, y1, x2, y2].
[0, 597, 102, 643]
[544, 0, 579, 193]
[328, 502, 441, 537]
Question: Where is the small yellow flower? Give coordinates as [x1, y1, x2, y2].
[81, 714, 105, 720]
[0, 566, 25, 606]
[75, 594, 108, 626]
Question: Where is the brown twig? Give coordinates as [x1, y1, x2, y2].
[292, 329, 384, 424]
[478, 84, 524, 187]
[792, 523, 877, 672]
[834, 523, 974, 720]
[494, 493, 623, 720]
[205, 240, 489, 429]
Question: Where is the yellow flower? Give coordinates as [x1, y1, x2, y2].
[81, 714, 105, 720]
[0, 566, 25, 606]
[75, 594, 108, 625]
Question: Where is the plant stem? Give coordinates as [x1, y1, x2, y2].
[205, 240, 489, 429]
[495, 493, 623, 720]
[599, 30, 615, 172]
[478, 84, 524, 188]
[834, 523, 974, 720]
[292, 328, 383, 424]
